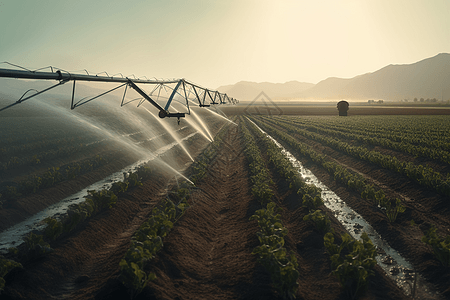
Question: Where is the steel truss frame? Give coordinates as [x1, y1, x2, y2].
[0, 68, 238, 120]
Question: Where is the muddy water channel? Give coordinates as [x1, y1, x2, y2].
[0, 132, 198, 254]
[249, 120, 442, 300]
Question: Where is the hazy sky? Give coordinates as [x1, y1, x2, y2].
[1, 0, 449, 89]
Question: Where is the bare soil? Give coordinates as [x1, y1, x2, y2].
[257, 117, 450, 298]
[2, 119, 410, 300]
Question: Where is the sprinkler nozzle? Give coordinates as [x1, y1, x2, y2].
[158, 110, 168, 118]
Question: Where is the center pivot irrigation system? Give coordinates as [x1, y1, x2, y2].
[0, 66, 238, 123]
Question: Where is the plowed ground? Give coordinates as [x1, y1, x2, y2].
[3, 120, 409, 299]
[256, 117, 450, 298]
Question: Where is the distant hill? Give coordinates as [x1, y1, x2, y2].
[218, 53, 450, 101]
[217, 81, 315, 101]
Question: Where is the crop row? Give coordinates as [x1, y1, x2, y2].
[0, 117, 224, 294]
[273, 116, 450, 165]
[0, 135, 97, 158]
[0, 141, 106, 174]
[240, 118, 299, 299]
[117, 121, 232, 298]
[0, 126, 202, 209]
[0, 125, 190, 175]
[260, 116, 450, 197]
[0, 155, 107, 209]
[119, 184, 191, 298]
[282, 115, 450, 148]
[189, 122, 231, 184]
[252, 117, 450, 271]
[252, 117, 406, 222]
[0, 163, 153, 294]
[243, 117, 379, 298]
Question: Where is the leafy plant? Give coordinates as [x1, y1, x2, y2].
[23, 232, 53, 260]
[66, 163, 81, 179]
[119, 194, 189, 298]
[381, 198, 406, 223]
[119, 259, 155, 299]
[135, 165, 152, 181]
[43, 217, 63, 240]
[301, 193, 323, 211]
[18, 175, 42, 194]
[126, 172, 143, 187]
[303, 209, 331, 234]
[110, 181, 129, 194]
[41, 167, 62, 188]
[250, 202, 299, 299]
[240, 120, 274, 205]
[0, 256, 22, 293]
[422, 225, 450, 266]
[85, 189, 118, 211]
[324, 232, 376, 299]
[7, 248, 18, 255]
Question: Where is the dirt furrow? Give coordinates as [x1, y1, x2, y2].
[246, 121, 409, 300]
[145, 125, 274, 300]
[4, 171, 170, 300]
[258, 119, 450, 298]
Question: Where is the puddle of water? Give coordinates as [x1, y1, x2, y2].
[248, 118, 442, 300]
[0, 132, 198, 253]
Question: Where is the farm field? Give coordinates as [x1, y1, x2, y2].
[1, 108, 449, 299]
[221, 104, 450, 116]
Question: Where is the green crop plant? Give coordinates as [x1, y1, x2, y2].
[252, 245, 299, 300]
[61, 189, 116, 233]
[119, 197, 186, 298]
[303, 209, 331, 234]
[41, 167, 62, 188]
[360, 185, 376, 204]
[23, 232, 53, 260]
[7, 248, 18, 255]
[251, 117, 408, 225]
[110, 181, 129, 194]
[324, 232, 376, 299]
[119, 259, 155, 299]
[66, 163, 82, 179]
[301, 193, 323, 211]
[250, 202, 286, 239]
[174, 187, 190, 202]
[0, 256, 22, 293]
[135, 165, 152, 181]
[43, 217, 63, 240]
[63, 202, 93, 232]
[422, 225, 450, 266]
[261, 115, 450, 198]
[85, 189, 118, 211]
[240, 120, 274, 205]
[126, 172, 143, 187]
[381, 198, 406, 223]
[250, 202, 299, 299]
[19, 175, 42, 194]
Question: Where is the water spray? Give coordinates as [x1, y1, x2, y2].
[143, 106, 194, 162]
[0, 66, 238, 123]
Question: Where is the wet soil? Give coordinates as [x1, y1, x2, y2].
[2, 119, 410, 299]
[257, 117, 450, 298]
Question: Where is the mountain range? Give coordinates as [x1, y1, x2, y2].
[217, 53, 450, 101]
